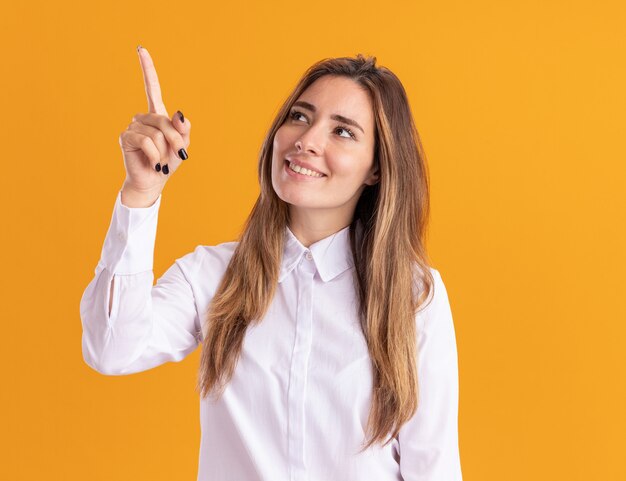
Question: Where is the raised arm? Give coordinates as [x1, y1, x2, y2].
[80, 46, 198, 375]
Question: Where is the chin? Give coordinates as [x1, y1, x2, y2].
[277, 190, 309, 207]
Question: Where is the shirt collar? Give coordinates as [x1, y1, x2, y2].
[278, 221, 362, 283]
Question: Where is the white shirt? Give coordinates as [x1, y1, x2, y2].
[80, 190, 463, 481]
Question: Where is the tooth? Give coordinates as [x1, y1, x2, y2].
[289, 161, 322, 177]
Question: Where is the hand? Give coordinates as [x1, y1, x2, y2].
[118, 46, 191, 195]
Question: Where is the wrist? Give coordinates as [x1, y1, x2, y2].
[120, 183, 162, 208]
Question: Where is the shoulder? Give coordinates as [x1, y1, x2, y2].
[412, 264, 441, 302]
[414, 265, 451, 332]
[173, 240, 239, 280]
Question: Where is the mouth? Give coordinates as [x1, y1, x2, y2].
[283, 159, 327, 180]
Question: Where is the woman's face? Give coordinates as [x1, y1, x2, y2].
[271, 75, 378, 220]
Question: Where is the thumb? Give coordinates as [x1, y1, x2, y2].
[172, 109, 191, 143]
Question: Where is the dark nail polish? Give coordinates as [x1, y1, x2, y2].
[155, 162, 161, 172]
[177, 110, 185, 123]
[162, 164, 170, 175]
[178, 148, 188, 160]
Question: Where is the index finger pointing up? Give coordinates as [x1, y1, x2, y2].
[137, 46, 168, 116]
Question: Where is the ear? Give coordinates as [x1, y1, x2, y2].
[364, 165, 380, 186]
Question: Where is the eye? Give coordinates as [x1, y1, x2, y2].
[288, 109, 356, 140]
[335, 126, 356, 140]
[289, 109, 307, 122]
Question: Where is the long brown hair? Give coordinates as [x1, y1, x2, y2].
[196, 54, 435, 451]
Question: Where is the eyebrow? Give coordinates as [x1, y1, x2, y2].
[292, 100, 365, 134]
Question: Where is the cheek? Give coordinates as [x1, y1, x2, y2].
[271, 128, 280, 153]
[272, 130, 287, 169]
[328, 154, 373, 182]
[273, 125, 292, 150]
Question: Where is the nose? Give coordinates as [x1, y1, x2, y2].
[294, 124, 324, 155]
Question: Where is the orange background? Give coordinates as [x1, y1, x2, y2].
[1, 0, 625, 479]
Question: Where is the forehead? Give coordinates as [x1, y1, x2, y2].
[297, 75, 373, 125]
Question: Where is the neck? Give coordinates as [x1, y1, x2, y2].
[287, 205, 353, 248]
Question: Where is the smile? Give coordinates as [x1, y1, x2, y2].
[284, 159, 326, 179]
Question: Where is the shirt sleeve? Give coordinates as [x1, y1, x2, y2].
[397, 268, 463, 480]
[79, 190, 202, 375]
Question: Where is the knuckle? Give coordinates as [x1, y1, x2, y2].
[158, 115, 170, 129]
[139, 136, 152, 149]
[153, 130, 165, 143]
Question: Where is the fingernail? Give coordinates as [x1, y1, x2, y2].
[155, 162, 161, 172]
[137, 45, 143, 53]
[177, 110, 185, 123]
[178, 148, 188, 160]
[162, 164, 170, 175]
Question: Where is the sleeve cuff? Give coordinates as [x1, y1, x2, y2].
[98, 190, 162, 275]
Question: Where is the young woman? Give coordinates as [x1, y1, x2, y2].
[80, 46, 463, 481]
